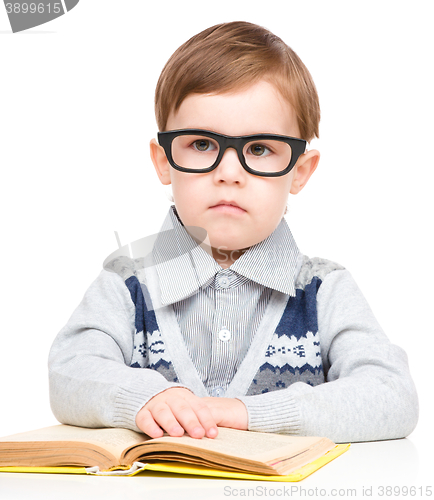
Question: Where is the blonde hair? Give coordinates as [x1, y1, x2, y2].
[154, 21, 320, 142]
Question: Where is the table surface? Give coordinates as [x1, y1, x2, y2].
[0, 433, 430, 500]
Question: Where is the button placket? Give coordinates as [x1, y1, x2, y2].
[208, 270, 235, 389]
[210, 287, 225, 379]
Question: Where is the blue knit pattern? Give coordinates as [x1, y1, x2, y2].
[246, 277, 324, 396]
[125, 275, 178, 382]
[275, 278, 322, 340]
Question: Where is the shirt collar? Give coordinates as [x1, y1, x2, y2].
[152, 206, 300, 305]
[230, 218, 300, 295]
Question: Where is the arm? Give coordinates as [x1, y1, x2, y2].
[237, 270, 419, 443]
[48, 270, 184, 432]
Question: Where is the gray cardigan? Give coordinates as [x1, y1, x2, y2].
[48, 250, 418, 443]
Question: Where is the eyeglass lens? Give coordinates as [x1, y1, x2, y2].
[171, 134, 293, 173]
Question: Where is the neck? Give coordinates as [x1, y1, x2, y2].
[211, 247, 247, 269]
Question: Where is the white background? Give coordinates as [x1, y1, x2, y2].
[0, 0, 433, 491]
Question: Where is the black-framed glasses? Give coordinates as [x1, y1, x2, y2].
[158, 129, 307, 177]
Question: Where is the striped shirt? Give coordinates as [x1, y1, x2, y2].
[152, 206, 301, 397]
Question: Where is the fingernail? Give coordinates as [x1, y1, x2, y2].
[191, 426, 205, 438]
[170, 425, 184, 436]
[207, 427, 218, 438]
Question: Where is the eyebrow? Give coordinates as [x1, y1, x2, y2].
[175, 127, 291, 137]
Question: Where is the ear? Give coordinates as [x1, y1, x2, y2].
[290, 149, 320, 195]
[150, 138, 172, 185]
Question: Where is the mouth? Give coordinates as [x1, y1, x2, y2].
[209, 200, 247, 214]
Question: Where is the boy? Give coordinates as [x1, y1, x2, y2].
[48, 21, 418, 443]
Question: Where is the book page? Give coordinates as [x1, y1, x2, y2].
[138, 427, 332, 463]
[0, 425, 149, 459]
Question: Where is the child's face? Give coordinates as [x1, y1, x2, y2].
[151, 80, 319, 266]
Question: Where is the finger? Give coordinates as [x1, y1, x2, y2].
[168, 399, 208, 438]
[189, 400, 218, 438]
[135, 408, 165, 438]
[150, 403, 186, 437]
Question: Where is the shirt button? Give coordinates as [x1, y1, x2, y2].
[218, 276, 230, 288]
[218, 329, 231, 342]
[211, 386, 225, 397]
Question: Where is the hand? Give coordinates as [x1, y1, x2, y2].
[201, 397, 248, 431]
[136, 388, 218, 439]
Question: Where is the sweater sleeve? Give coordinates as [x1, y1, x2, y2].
[238, 269, 419, 443]
[48, 270, 184, 432]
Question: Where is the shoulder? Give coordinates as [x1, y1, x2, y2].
[295, 254, 346, 291]
[103, 255, 154, 313]
[103, 254, 151, 295]
[104, 255, 147, 282]
[84, 267, 136, 312]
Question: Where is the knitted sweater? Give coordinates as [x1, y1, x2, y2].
[48, 243, 418, 443]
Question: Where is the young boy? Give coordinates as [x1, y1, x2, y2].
[48, 21, 418, 443]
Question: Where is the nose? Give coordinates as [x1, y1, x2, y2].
[213, 146, 246, 184]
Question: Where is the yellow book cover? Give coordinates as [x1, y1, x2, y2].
[0, 425, 349, 481]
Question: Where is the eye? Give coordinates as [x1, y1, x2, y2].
[248, 143, 271, 157]
[193, 139, 216, 152]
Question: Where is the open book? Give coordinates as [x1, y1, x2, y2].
[0, 425, 349, 480]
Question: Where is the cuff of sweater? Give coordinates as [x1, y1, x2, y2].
[238, 390, 301, 434]
[112, 380, 183, 433]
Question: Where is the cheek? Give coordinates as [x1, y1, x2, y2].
[253, 180, 290, 212]
[171, 174, 208, 218]
[173, 176, 204, 200]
